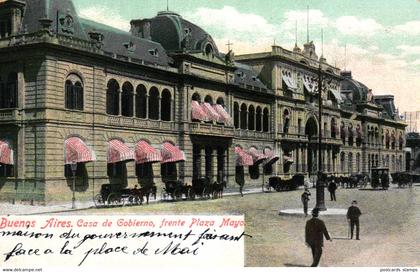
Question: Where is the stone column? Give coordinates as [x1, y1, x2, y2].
[118, 90, 122, 116]
[201, 146, 206, 178]
[158, 97, 162, 120]
[211, 148, 218, 182]
[146, 95, 149, 119]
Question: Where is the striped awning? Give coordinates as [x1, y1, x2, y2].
[202, 102, 221, 122]
[108, 139, 135, 164]
[235, 146, 253, 167]
[282, 70, 297, 90]
[135, 140, 162, 164]
[161, 142, 186, 164]
[64, 137, 96, 164]
[263, 149, 280, 165]
[0, 140, 14, 165]
[248, 147, 268, 165]
[213, 104, 232, 125]
[303, 75, 318, 93]
[191, 101, 208, 121]
[329, 89, 343, 103]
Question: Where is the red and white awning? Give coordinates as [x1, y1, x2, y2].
[191, 101, 208, 121]
[108, 139, 135, 164]
[235, 146, 253, 167]
[303, 75, 318, 93]
[213, 104, 232, 125]
[263, 149, 280, 165]
[161, 142, 186, 164]
[0, 140, 14, 165]
[64, 137, 96, 164]
[135, 140, 162, 164]
[248, 147, 268, 165]
[202, 102, 221, 122]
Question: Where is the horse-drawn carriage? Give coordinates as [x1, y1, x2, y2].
[93, 184, 155, 207]
[190, 177, 212, 200]
[391, 172, 413, 188]
[161, 180, 192, 201]
[268, 174, 305, 191]
[371, 167, 390, 189]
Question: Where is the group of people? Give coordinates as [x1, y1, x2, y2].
[301, 187, 362, 267]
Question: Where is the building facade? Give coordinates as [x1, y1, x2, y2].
[0, 0, 406, 203]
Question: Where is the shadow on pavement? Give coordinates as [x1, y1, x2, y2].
[283, 263, 308, 267]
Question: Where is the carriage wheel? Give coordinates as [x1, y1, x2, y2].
[188, 188, 196, 200]
[275, 184, 282, 192]
[107, 193, 119, 206]
[203, 186, 211, 200]
[93, 194, 104, 208]
[121, 196, 128, 207]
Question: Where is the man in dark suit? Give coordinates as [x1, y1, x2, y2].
[305, 208, 332, 267]
[328, 180, 337, 201]
[347, 200, 362, 240]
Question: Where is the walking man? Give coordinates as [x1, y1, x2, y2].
[301, 187, 311, 217]
[328, 180, 337, 201]
[305, 208, 332, 267]
[347, 200, 362, 240]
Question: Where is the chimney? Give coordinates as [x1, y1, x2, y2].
[130, 19, 151, 40]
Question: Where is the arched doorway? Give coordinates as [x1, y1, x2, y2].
[305, 116, 318, 175]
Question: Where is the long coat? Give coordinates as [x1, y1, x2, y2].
[305, 217, 331, 247]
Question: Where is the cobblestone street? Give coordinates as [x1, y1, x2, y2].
[21, 184, 417, 267]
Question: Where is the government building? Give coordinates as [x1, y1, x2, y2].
[0, 0, 407, 203]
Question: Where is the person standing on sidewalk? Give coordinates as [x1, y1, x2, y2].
[305, 208, 333, 267]
[301, 187, 311, 217]
[328, 180, 337, 201]
[347, 200, 362, 240]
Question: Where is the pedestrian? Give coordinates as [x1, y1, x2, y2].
[328, 180, 337, 201]
[301, 187, 311, 217]
[347, 200, 362, 240]
[305, 208, 333, 267]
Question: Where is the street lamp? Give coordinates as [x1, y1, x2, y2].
[315, 63, 331, 211]
[70, 162, 77, 209]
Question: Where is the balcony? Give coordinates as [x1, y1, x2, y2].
[234, 129, 273, 140]
[189, 122, 234, 137]
[107, 116, 175, 131]
[0, 109, 20, 122]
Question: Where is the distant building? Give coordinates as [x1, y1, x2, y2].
[0, 0, 407, 203]
[402, 111, 420, 133]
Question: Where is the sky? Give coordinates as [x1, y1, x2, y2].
[72, 0, 420, 113]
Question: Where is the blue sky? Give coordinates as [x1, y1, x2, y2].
[72, 0, 420, 112]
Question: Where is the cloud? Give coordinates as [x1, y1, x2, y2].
[393, 21, 420, 36]
[335, 16, 384, 36]
[184, 6, 278, 46]
[79, 6, 130, 31]
[396, 45, 420, 57]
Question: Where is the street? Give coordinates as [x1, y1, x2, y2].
[47, 185, 420, 267]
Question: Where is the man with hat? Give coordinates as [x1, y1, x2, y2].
[347, 200, 362, 240]
[301, 186, 311, 217]
[305, 208, 332, 267]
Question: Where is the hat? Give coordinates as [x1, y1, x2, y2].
[312, 208, 320, 216]
[352, 200, 358, 204]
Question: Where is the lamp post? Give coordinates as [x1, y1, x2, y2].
[70, 162, 77, 209]
[315, 64, 327, 211]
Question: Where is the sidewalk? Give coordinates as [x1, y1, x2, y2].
[0, 186, 265, 216]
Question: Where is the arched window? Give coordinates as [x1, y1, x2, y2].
[233, 102, 239, 129]
[121, 82, 133, 117]
[240, 104, 247, 129]
[149, 87, 159, 120]
[283, 109, 290, 134]
[216, 97, 224, 106]
[256, 107, 262, 132]
[348, 152, 353, 174]
[0, 72, 18, 109]
[331, 118, 336, 138]
[136, 84, 147, 118]
[192, 93, 201, 102]
[65, 74, 83, 110]
[161, 89, 171, 121]
[248, 105, 255, 130]
[106, 79, 119, 115]
[263, 108, 269, 132]
[204, 95, 213, 104]
[340, 152, 345, 173]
